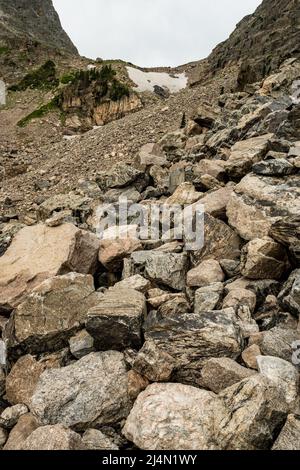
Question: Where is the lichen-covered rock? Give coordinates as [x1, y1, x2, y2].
[30, 351, 130, 430]
[97, 163, 144, 190]
[278, 269, 300, 316]
[194, 283, 223, 313]
[86, 288, 146, 350]
[0, 404, 28, 429]
[257, 356, 299, 404]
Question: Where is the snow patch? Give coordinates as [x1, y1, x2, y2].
[127, 66, 187, 94]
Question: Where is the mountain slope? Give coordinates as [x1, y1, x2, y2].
[208, 0, 300, 87]
[0, 0, 78, 54]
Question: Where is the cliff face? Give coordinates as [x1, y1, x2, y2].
[0, 0, 77, 54]
[208, 0, 300, 86]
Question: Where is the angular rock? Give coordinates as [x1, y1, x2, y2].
[257, 356, 299, 404]
[196, 187, 233, 219]
[223, 288, 256, 313]
[133, 341, 176, 382]
[0, 427, 7, 449]
[21, 425, 85, 450]
[272, 415, 300, 450]
[139, 143, 167, 167]
[82, 428, 118, 450]
[249, 327, 300, 363]
[201, 358, 256, 394]
[7, 273, 100, 354]
[187, 259, 224, 288]
[30, 351, 130, 430]
[166, 182, 202, 205]
[0, 224, 100, 312]
[241, 237, 289, 280]
[127, 370, 149, 402]
[142, 252, 188, 291]
[38, 193, 91, 223]
[242, 344, 261, 370]
[99, 235, 142, 270]
[97, 163, 144, 190]
[227, 174, 300, 240]
[270, 216, 300, 266]
[278, 269, 300, 316]
[220, 375, 288, 450]
[145, 309, 244, 372]
[69, 330, 95, 359]
[158, 296, 190, 317]
[190, 213, 241, 265]
[123, 383, 228, 450]
[253, 158, 295, 176]
[114, 275, 151, 293]
[3, 413, 39, 451]
[225, 134, 272, 179]
[194, 283, 223, 313]
[86, 288, 146, 350]
[6, 355, 45, 406]
[193, 159, 226, 180]
[0, 404, 28, 429]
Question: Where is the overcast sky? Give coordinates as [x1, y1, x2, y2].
[53, 0, 262, 67]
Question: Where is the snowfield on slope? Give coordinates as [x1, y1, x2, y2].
[126, 66, 188, 94]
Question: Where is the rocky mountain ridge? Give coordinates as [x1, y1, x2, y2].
[0, 0, 300, 452]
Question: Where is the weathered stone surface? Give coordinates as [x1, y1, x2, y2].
[223, 288, 256, 313]
[127, 370, 149, 402]
[69, 329, 95, 359]
[0, 427, 7, 448]
[82, 428, 118, 450]
[166, 182, 202, 205]
[194, 283, 223, 313]
[7, 273, 100, 354]
[0, 404, 28, 429]
[190, 213, 241, 265]
[187, 259, 224, 288]
[0, 224, 100, 312]
[86, 288, 146, 350]
[21, 425, 85, 450]
[197, 187, 233, 219]
[219, 375, 289, 450]
[97, 163, 144, 190]
[227, 174, 300, 240]
[6, 355, 45, 406]
[225, 134, 273, 179]
[30, 352, 130, 430]
[270, 216, 300, 266]
[253, 158, 295, 176]
[201, 358, 256, 393]
[145, 309, 244, 372]
[242, 344, 261, 370]
[133, 341, 175, 382]
[142, 252, 188, 291]
[38, 193, 91, 223]
[278, 270, 300, 316]
[0, 368, 5, 397]
[241, 237, 289, 280]
[114, 275, 151, 293]
[257, 356, 299, 404]
[147, 292, 186, 309]
[123, 383, 228, 450]
[158, 296, 190, 318]
[139, 143, 167, 166]
[194, 159, 226, 180]
[272, 415, 300, 450]
[99, 234, 142, 270]
[3, 413, 39, 451]
[249, 327, 300, 363]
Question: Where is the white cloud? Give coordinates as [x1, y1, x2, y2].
[53, 0, 262, 67]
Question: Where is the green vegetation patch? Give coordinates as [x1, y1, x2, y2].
[0, 46, 10, 55]
[17, 96, 60, 127]
[9, 60, 59, 92]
